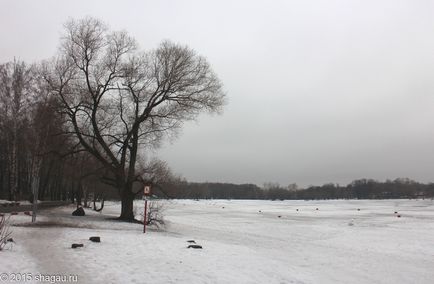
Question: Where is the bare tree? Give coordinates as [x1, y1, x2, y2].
[42, 17, 225, 220]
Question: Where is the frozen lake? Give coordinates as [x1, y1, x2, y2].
[162, 199, 434, 283]
[1, 199, 433, 283]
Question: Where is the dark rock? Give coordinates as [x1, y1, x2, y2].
[187, 240, 196, 243]
[24, 211, 31, 216]
[315, 208, 319, 211]
[394, 211, 398, 214]
[296, 209, 299, 211]
[89, 236, 100, 243]
[222, 207, 225, 209]
[72, 207, 85, 216]
[397, 215, 401, 218]
[258, 210, 262, 213]
[71, 243, 84, 249]
[10, 212, 18, 215]
[6, 238, 14, 243]
[278, 215, 282, 218]
[357, 209, 360, 211]
[187, 245, 202, 249]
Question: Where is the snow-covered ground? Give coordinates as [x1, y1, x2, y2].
[1, 199, 433, 284]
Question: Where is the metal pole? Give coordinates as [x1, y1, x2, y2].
[143, 199, 147, 233]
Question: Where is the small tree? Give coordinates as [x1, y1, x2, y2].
[42, 17, 225, 220]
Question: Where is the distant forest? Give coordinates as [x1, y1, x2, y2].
[158, 178, 434, 200]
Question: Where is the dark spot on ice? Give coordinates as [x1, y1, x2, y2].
[187, 245, 202, 249]
[89, 236, 101, 242]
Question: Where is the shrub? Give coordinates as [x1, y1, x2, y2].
[0, 215, 12, 251]
[135, 201, 166, 228]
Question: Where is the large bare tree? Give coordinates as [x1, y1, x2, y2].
[41, 17, 225, 220]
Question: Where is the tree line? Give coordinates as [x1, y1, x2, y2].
[158, 178, 434, 200]
[0, 60, 113, 204]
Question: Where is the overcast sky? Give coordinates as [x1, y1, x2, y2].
[1, 0, 434, 187]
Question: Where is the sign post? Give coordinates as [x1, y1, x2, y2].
[143, 185, 151, 233]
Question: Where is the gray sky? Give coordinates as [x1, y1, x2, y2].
[2, 0, 434, 187]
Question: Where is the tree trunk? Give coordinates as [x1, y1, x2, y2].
[31, 158, 41, 223]
[119, 188, 135, 221]
[10, 136, 18, 201]
[83, 184, 88, 208]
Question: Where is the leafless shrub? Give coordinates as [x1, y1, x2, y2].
[147, 201, 165, 228]
[0, 215, 12, 251]
[136, 201, 166, 228]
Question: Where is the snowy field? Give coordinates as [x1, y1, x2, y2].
[1, 199, 433, 284]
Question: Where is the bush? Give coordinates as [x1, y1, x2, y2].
[146, 201, 166, 228]
[0, 215, 12, 251]
[135, 201, 166, 228]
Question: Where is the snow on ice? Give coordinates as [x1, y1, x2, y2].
[1, 199, 433, 284]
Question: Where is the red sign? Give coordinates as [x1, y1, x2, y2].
[144, 185, 151, 196]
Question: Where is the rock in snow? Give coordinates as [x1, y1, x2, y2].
[72, 207, 85, 216]
[89, 236, 101, 242]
